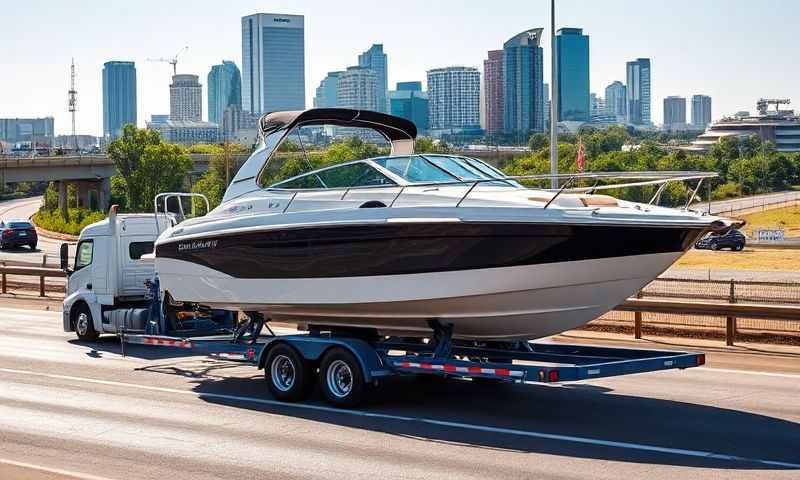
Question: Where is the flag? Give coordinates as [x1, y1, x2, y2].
[576, 139, 586, 173]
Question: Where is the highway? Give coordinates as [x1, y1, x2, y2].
[0, 304, 798, 479]
[0, 196, 76, 266]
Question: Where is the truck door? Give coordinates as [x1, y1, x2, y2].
[67, 239, 95, 297]
[119, 236, 155, 297]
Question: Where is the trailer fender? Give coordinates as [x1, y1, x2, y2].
[258, 336, 389, 382]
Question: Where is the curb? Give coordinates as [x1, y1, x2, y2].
[28, 214, 79, 242]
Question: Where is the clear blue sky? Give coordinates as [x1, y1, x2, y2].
[2, 0, 798, 136]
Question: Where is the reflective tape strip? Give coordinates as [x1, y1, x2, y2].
[142, 337, 193, 348]
[395, 361, 523, 377]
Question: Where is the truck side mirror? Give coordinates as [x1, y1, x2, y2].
[60, 243, 70, 273]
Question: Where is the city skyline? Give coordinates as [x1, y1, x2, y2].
[2, 0, 799, 136]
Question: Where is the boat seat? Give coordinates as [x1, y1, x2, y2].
[579, 195, 619, 207]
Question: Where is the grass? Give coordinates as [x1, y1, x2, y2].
[675, 247, 800, 271]
[32, 208, 106, 236]
[739, 204, 800, 237]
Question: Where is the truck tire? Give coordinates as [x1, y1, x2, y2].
[74, 303, 99, 342]
[264, 344, 311, 402]
[319, 347, 366, 408]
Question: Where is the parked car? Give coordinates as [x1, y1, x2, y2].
[694, 229, 746, 251]
[0, 219, 38, 250]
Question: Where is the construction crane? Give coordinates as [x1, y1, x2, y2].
[147, 46, 188, 76]
[756, 98, 790, 115]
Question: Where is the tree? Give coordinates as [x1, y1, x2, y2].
[134, 143, 192, 210]
[528, 133, 549, 152]
[106, 124, 162, 210]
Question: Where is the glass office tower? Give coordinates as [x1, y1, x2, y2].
[102, 61, 137, 139]
[555, 28, 590, 122]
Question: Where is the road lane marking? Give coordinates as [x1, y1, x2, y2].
[0, 458, 118, 480]
[700, 367, 800, 380]
[1, 367, 799, 469]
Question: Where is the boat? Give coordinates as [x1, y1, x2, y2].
[153, 108, 736, 340]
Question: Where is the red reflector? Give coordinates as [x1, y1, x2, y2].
[495, 368, 510, 376]
[420, 362, 433, 370]
[548, 370, 559, 382]
[696, 354, 706, 366]
[443, 364, 457, 372]
[467, 366, 482, 374]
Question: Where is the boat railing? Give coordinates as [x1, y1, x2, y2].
[153, 192, 210, 235]
[265, 170, 719, 212]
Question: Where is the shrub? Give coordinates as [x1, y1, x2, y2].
[32, 207, 105, 236]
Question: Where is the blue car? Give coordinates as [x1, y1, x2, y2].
[0, 219, 38, 250]
[694, 229, 746, 251]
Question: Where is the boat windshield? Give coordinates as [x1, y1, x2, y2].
[374, 155, 519, 187]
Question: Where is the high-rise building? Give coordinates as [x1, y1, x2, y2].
[503, 28, 545, 134]
[427, 66, 480, 132]
[336, 66, 377, 111]
[102, 61, 137, 139]
[483, 50, 504, 135]
[604, 80, 627, 122]
[543, 82, 551, 131]
[691, 94, 712, 129]
[590, 93, 606, 118]
[389, 81, 429, 133]
[663, 96, 687, 130]
[207, 61, 241, 125]
[626, 58, 651, 125]
[313, 71, 343, 108]
[556, 28, 590, 122]
[358, 44, 388, 113]
[170, 74, 202, 122]
[0, 118, 55, 146]
[241, 13, 305, 114]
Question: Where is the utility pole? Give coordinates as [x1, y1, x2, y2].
[549, 0, 559, 189]
[68, 58, 78, 153]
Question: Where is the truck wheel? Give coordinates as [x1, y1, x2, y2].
[74, 303, 99, 342]
[319, 347, 366, 408]
[265, 344, 311, 402]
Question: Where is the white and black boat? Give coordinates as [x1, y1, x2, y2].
[154, 108, 735, 340]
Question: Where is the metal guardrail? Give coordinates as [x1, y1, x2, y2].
[0, 262, 66, 297]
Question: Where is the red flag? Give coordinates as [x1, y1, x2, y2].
[576, 139, 586, 173]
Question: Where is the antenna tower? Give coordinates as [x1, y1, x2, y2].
[68, 58, 78, 151]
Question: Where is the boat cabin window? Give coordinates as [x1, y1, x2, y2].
[271, 162, 396, 189]
[372, 156, 457, 183]
[424, 156, 493, 180]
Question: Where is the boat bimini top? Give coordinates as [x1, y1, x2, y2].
[223, 109, 418, 202]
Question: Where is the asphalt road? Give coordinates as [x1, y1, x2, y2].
[0, 306, 798, 479]
[0, 196, 76, 267]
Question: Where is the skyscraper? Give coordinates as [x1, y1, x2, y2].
[313, 71, 343, 108]
[170, 74, 202, 122]
[556, 28, 590, 122]
[604, 80, 627, 122]
[389, 81, 429, 133]
[358, 44, 388, 113]
[691, 94, 712, 129]
[590, 93, 606, 119]
[336, 66, 377, 111]
[102, 61, 137, 139]
[483, 50, 504, 135]
[503, 28, 545, 134]
[427, 66, 480, 132]
[207, 61, 241, 125]
[626, 58, 651, 125]
[241, 13, 305, 114]
[663, 96, 686, 130]
[0, 118, 55, 146]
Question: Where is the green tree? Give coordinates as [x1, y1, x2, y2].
[528, 133, 549, 152]
[106, 124, 162, 210]
[134, 143, 192, 209]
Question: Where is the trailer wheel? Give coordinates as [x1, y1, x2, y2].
[264, 344, 311, 402]
[319, 348, 366, 408]
[74, 303, 99, 342]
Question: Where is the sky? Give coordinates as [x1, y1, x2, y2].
[2, 0, 799, 137]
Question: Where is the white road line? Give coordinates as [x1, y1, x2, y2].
[699, 367, 800, 380]
[0, 458, 119, 480]
[1, 367, 798, 469]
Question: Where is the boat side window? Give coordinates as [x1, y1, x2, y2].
[373, 156, 457, 183]
[74, 240, 93, 271]
[317, 163, 396, 188]
[424, 156, 490, 180]
[272, 174, 325, 189]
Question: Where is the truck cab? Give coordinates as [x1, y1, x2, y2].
[62, 206, 167, 340]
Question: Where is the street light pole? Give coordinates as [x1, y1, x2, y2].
[549, 0, 559, 189]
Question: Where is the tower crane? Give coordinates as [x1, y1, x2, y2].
[147, 46, 189, 76]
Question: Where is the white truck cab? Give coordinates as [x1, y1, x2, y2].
[62, 206, 170, 340]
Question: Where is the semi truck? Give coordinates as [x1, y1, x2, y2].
[61, 197, 706, 408]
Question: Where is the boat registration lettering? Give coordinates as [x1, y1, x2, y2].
[178, 240, 219, 252]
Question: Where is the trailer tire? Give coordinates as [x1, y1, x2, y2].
[73, 303, 99, 342]
[264, 344, 311, 402]
[319, 348, 366, 408]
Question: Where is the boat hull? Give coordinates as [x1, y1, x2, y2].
[156, 251, 685, 340]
